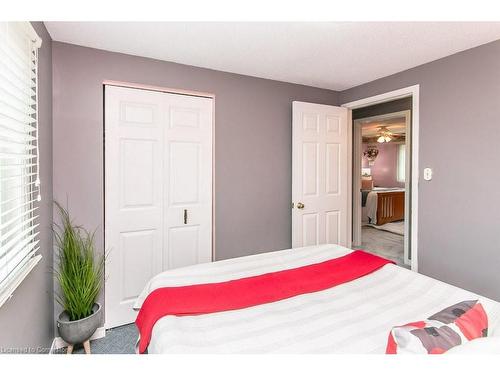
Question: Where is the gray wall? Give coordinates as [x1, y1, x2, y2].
[340, 39, 500, 301]
[0, 22, 54, 352]
[52, 42, 338, 320]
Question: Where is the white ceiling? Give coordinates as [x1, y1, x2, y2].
[44, 22, 500, 91]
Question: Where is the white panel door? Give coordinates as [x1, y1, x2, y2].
[105, 86, 165, 328]
[163, 94, 213, 269]
[292, 101, 349, 248]
[105, 86, 213, 328]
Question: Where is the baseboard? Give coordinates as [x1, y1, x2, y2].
[50, 326, 106, 353]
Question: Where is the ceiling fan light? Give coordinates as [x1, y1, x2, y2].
[377, 136, 385, 143]
[384, 135, 392, 142]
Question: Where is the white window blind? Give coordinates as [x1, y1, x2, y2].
[397, 144, 406, 183]
[0, 22, 42, 307]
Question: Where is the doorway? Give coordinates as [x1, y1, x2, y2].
[353, 110, 411, 267]
[343, 85, 420, 272]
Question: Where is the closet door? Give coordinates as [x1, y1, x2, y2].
[105, 86, 213, 328]
[163, 93, 213, 269]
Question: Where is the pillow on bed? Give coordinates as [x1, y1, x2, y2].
[386, 300, 488, 354]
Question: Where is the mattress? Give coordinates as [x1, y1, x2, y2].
[134, 244, 500, 354]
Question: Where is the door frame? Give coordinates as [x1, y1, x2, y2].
[102, 80, 216, 327]
[352, 110, 411, 265]
[342, 85, 419, 272]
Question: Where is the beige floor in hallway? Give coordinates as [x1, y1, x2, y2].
[360, 225, 408, 268]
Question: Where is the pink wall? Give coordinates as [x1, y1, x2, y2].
[362, 143, 404, 188]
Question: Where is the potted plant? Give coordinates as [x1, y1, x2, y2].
[54, 202, 104, 354]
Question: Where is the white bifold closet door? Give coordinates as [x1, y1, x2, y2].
[105, 85, 213, 328]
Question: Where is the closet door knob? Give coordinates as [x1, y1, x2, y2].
[296, 202, 305, 209]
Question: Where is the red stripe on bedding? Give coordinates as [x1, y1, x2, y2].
[135, 250, 393, 353]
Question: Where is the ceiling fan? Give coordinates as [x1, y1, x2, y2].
[376, 126, 393, 143]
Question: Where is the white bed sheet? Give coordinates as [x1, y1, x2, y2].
[135, 244, 500, 354]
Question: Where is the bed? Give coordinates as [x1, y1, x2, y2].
[134, 244, 500, 354]
[365, 188, 405, 225]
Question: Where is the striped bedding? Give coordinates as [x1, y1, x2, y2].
[134, 244, 500, 354]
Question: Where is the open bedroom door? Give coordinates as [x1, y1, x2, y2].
[292, 102, 350, 248]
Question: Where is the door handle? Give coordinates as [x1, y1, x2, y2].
[183, 209, 188, 224]
[296, 202, 305, 209]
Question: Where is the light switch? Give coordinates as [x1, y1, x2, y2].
[423, 168, 433, 181]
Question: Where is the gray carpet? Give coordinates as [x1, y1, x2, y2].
[366, 221, 404, 236]
[360, 226, 409, 268]
[62, 324, 138, 354]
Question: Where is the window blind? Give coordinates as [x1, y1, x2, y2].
[0, 22, 42, 306]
